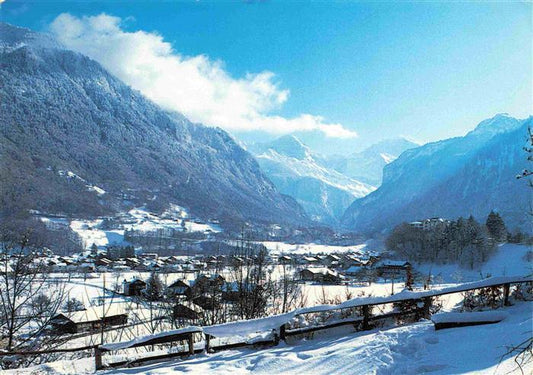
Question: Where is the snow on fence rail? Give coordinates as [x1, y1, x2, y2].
[190, 275, 532, 338]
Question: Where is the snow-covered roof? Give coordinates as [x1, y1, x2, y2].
[301, 267, 338, 276]
[379, 260, 411, 267]
[60, 302, 129, 324]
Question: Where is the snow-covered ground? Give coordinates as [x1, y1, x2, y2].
[8, 301, 532, 375]
[70, 219, 126, 248]
[261, 241, 371, 255]
[41, 206, 221, 250]
[415, 243, 532, 283]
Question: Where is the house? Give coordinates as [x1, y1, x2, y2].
[409, 217, 450, 231]
[58, 256, 76, 266]
[142, 253, 159, 260]
[221, 281, 261, 303]
[168, 279, 193, 298]
[376, 261, 412, 278]
[409, 221, 424, 229]
[78, 263, 96, 272]
[173, 302, 202, 322]
[95, 257, 113, 267]
[302, 256, 319, 264]
[367, 255, 381, 266]
[299, 267, 343, 284]
[123, 278, 147, 296]
[344, 265, 363, 276]
[195, 274, 225, 288]
[165, 256, 182, 265]
[325, 254, 341, 265]
[124, 258, 141, 269]
[279, 255, 292, 264]
[50, 304, 128, 334]
[191, 294, 220, 311]
[221, 281, 240, 303]
[148, 259, 166, 270]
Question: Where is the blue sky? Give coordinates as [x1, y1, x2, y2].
[1, 1, 531, 154]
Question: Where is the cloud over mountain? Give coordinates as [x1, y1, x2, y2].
[50, 13, 356, 139]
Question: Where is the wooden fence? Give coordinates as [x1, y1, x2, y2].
[0, 276, 530, 371]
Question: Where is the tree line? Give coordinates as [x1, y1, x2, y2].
[385, 212, 523, 268]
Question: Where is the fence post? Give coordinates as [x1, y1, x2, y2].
[205, 334, 211, 353]
[422, 297, 432, 319]
[279, 324, 286, 343]
[503, 283, 511, 306]
[94, 347, 103, 370]
[362, 305, 370, 330]
[188, 333, 194, 355]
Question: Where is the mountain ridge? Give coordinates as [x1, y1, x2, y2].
[342, 114, 532, 234]
[0, 22, 308, 228]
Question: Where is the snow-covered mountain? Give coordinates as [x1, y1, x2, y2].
[322, 138, 419, 186]
[342, 114, 532, 234]
[248, 136, 375, 225]
[0, 23, 307, 227]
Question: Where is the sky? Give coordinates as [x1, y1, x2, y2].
[1, 0, 531, 154]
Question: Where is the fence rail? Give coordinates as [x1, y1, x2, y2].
[0, 345, 97, 356]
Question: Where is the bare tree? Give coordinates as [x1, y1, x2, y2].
[0, 228, 67, 354]
[278, 262, 302, 314]
[230, 230, 273, 320]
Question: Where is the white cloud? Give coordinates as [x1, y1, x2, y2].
[49, 13, 357, 139]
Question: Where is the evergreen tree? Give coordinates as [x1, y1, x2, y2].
[485, 211, 507, 242]
[144, 272, 163, 301]
[64, 297, 85, 312]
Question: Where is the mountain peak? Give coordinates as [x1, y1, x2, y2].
[0, 22, 62, 51]
[362, 137, 419, 157]
[264, 135, 312, 160]
[469, 113, 522, 137]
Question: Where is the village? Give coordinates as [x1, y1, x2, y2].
[0, 236, 419, 345]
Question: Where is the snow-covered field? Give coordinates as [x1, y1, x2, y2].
[261, 241, 371, 255]
[8, 301, 532, 375]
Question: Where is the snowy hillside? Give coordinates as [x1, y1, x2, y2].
[415, 243, 533, 283]
[342, 114, 532, 234]
[0, 22, 306, 227]
[249, 135, 375, 225]
[63, 206, 221, 249]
